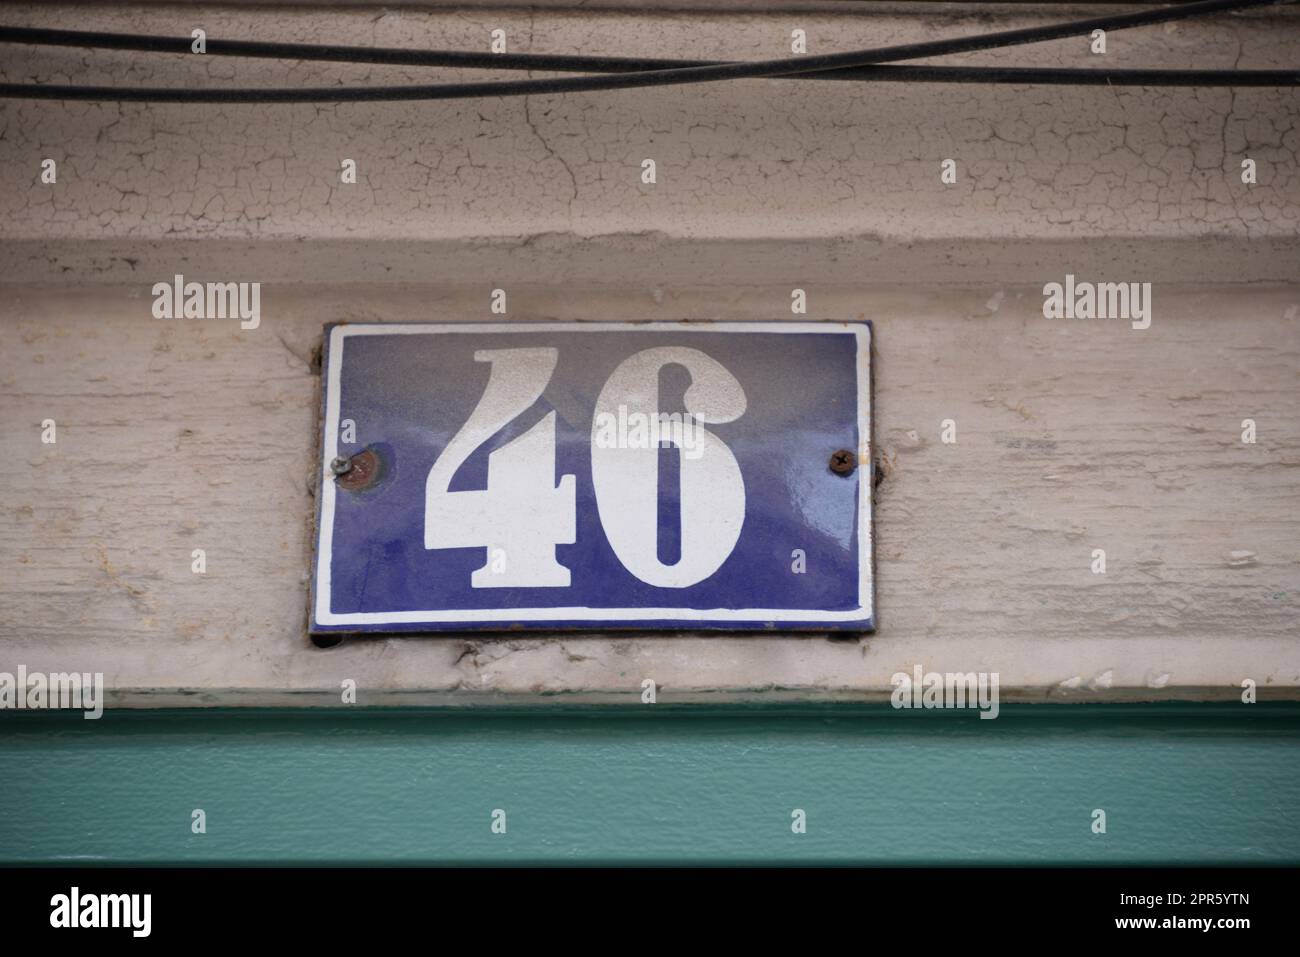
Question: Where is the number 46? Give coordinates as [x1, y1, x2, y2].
[425, 346, 747, 589]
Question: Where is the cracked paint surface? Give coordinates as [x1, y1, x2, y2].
[1, 4, 1298, 707]
[0, 4, 1297, 242]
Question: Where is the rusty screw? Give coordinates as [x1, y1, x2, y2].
[829, 448, 857, 476]
[333, 449, 380, 491]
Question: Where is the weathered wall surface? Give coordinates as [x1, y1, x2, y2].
[2, 280, 1297, 705]
[0, 3, 1297, 706]
[1, 3, 1298, 244]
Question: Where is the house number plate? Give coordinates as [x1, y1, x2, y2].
[311, 321, 873, 633]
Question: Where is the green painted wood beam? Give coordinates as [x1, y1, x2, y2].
[2, 704, 1297, 865]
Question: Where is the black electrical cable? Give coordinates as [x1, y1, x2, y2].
[0, 0, 1292, 101]
[1, 3, 1294, 82]
[0, 66, 1296, 101]
[1, 0, 1290, 76]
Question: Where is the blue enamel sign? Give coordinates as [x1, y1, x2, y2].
[311, 322, 873, 633]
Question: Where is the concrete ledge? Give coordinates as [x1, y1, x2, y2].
[3, 236, 1299, 286]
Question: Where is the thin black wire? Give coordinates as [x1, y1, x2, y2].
[0, 0, 1292, 101]
[2, 0, 1289, 74]
[1, 66, 1295, 101]
[1, 5, 1293, 80]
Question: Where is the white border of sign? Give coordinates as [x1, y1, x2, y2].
[314, 322, 872, 628]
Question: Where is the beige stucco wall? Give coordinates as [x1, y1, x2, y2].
[2, 2, 1299, 245]
[1, 2, 1297, 706]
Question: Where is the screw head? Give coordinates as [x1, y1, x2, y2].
[330, 456, 352, 476]
[335, 448, 381, 491]
[829, 449, 857, 476]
